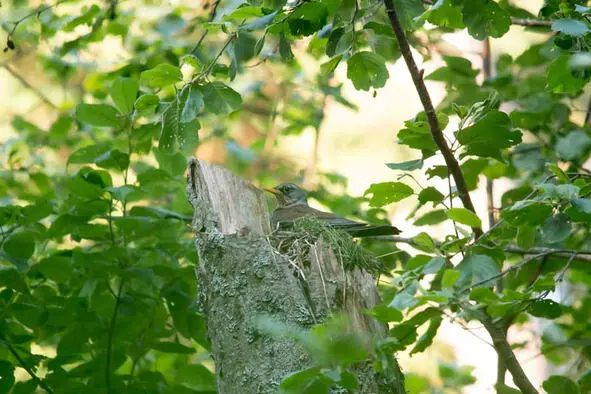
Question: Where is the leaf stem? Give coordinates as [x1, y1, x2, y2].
[105, 279, 125, 393]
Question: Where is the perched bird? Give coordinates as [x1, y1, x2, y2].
[264, 183, 401, 237]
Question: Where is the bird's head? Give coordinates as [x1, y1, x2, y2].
[264, 183, 308, 207]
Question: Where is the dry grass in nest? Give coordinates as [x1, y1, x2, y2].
[268, 216, 385, 277]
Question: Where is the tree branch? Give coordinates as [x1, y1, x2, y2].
[378, 236, 591, 264]
[2, 64, 58, 109]
[504, 246, 591, 262]
[510, 18, 552, 27]
[0, 334, 55, 394]
[481, 314, 539, 394]
[190, 0, 221, 55]
[383, 0, 483, 238]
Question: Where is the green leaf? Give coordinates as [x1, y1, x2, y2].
[347, 52, 389, 91]
[68, 144, 108, 165]
[579, 370, 591, 393]
[456, 254, 500, 288]
[412, 232, 437, 253]
[528, 299, 563, 319]
[555, 130, 591, 161]
[95, 149, 130, 172]
[281, 367, 324, 391]
[442, 269, 461, 288]
[367, 305, 403, 322]
[150, 341, 196, 354]
[456, 110, 521, 161]
[462, 0, 511, 40]
[160, 98, 201, 153]
[516, 225, 536, 248]
[200, 82, 242, 115]
[405, 374, 430, 394]
[320, 55, 343, 75]
[397, 112, 446, 157]
[181, 54, 203, 69]
[552, 18, 590, 37]
[538, 183, 580, 200]
[566, 198, 591, 222]
[110, 77, 138, 114]
[76, 104, 121, 128]
[279, 33, 295, 62]
[243, 10, 278, 31]
[394, 0, 425, 30]
[68, 145, 129, 172]
[36, 256, 73, 283]
[418, 187, 444, 206]
[542, 214, 571, 243]
[386, 159, 423, 171]
[134, 94, 159, 116]
[424, 0, 464, 29]
[364, 182, 413, 207]
[0, 267, 28, 292]
[414, 209, 447, 226]
[180, 85, 205, 123]
[410, 315, 442, 355]
[106, 185, 143, 202]
[140, 63, 183, 89]
[0, 360, 15, 393]
[446, 208, 481, 228]
[423, 256, 446, 274]
[287, 3, 328, 36]
[3, 232, 35, 260]
[543, 375, 580, 394]
[502, 201, 553, 226]
[547, 56, 586, 95]
[390, 285, 419, 310]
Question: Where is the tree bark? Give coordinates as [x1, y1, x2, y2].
[186, 158, 405, 393]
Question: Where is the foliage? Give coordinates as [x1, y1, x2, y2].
[1, 0, 591, 393]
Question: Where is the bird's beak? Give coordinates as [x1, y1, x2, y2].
[264, 187, 280, 196]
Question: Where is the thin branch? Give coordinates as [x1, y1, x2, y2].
[481, 36, 506, 391]
[383, 0, 483, 238]
[202, 33, 236, 77]
[585, 95, 591, 126]
[190, 0, 221, 55]
[379, 236, 591, 262]
[482, 38, 496, 231]
[0, 334, 54, 393]
[481, 314, 539, 394]
[466, 252, 553, 290]
[105, 279, 125, 394]
[505, 246, 591, 262]
[2, 64, 58, 109]
[510, 18, 552, 27]
[5, 0, 69, 38]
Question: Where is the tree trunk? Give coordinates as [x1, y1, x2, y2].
[186, 158, 405, 393]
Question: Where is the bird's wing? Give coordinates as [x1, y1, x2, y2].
[272, 205, 366, 228]
[271, 205, 401, 236]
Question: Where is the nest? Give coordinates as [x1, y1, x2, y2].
[268, 216, 385, 278]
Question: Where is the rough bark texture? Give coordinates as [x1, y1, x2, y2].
[186, 158, 404, 393]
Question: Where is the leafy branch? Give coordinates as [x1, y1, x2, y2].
[383, 0, 483, 238]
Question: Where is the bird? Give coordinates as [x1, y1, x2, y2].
[264, 183, 401, 237]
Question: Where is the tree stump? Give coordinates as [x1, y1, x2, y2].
[186, 158, 404, 393]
